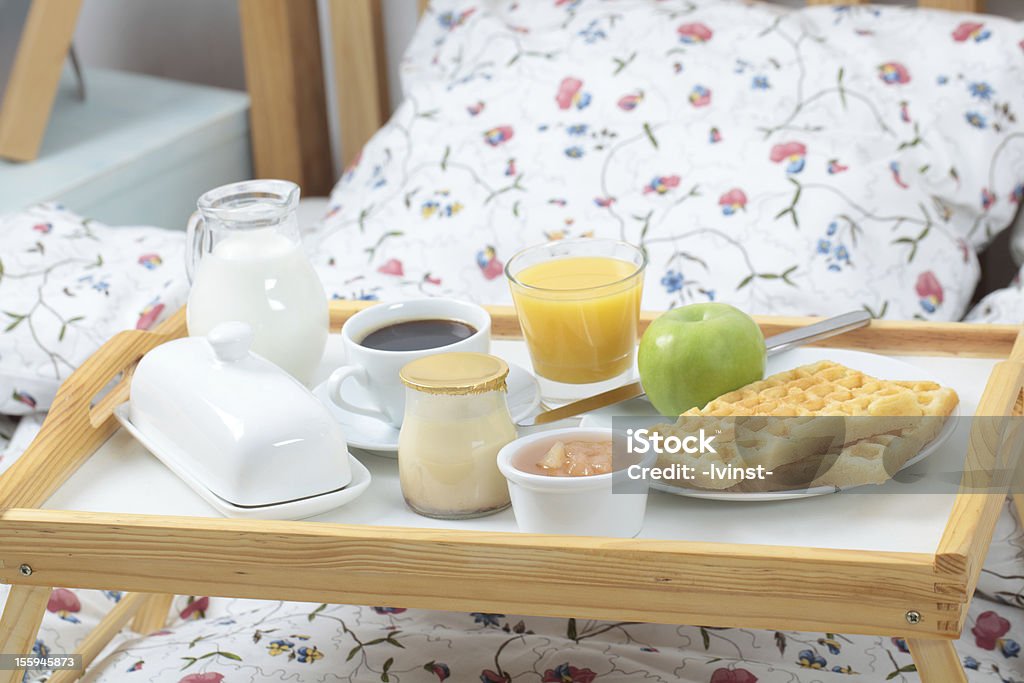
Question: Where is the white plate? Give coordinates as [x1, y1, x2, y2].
[114, 404, 372, 519]
[580, 347, 960, 501]
[314, 362, 541, 453]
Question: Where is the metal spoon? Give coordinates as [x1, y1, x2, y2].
[517, 310, 871, 427]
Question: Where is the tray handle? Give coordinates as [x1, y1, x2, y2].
[0, 308, 187, 511]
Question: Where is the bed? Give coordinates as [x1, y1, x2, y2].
[301, 0, 1024, 322]
[2, 1, 1024, 682]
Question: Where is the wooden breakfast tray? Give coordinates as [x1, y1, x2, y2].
[0, 301, 1022, 683]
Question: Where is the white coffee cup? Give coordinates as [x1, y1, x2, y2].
[328, 299, 491, 427]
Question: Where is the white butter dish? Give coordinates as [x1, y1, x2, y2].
[124, 321, 363, 516]
[115, 403, 370, 519]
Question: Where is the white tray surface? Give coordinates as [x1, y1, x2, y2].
[43, 338, 997, 555]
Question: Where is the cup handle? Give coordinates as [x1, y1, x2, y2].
[327, 365, 391, 423]
[185, 211, 206, 284]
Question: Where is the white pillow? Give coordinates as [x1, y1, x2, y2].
[966, 265, 1024, 323]
[314, 0, 1024, 321]
[0, 204, 187, 415]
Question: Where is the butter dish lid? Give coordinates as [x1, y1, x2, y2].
[129, 322, 352, 507]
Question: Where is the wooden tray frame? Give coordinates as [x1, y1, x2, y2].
[0, 301, 1021, 683]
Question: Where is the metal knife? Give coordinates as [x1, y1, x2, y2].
[517, 310, 871, 427]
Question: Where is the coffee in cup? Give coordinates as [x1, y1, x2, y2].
[359, 319, 477, 352]
[327, 299, 491, 427]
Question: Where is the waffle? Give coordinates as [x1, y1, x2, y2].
[651, 361, 959, 491]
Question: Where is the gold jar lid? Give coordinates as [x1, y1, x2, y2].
[399, 352, 510, 395]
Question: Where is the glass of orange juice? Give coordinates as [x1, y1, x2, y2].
[505, 239, 646, 403]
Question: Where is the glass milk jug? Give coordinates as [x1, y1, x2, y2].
[186, 180, 328, 385]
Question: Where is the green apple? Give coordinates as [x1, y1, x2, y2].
[638, 303, 766, 416]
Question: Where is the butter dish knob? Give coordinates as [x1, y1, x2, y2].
[208, 321, 254, 362]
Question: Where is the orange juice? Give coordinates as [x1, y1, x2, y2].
[510, 256, 643, 383]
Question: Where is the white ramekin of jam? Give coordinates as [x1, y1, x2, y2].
[497, 427, 651, 537]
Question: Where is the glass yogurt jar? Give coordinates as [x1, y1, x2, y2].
[397, 352, 516, 519]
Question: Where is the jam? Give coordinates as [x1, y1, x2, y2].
[514, 439, 614, 477]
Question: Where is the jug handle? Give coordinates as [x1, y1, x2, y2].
[185, 211, 206, 284]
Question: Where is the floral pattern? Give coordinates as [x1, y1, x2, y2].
[0, 204, 187, 415]
[47, 589, 81, 624]
[313, 0, 1024, 323]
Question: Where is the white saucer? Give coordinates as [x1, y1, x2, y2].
[114, 404, 372, 519]
[314, 362, 541, 454]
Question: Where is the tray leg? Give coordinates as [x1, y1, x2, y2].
[131, 593, 175, 634]
[47, 593, 145, 683]
[906, 638, 966, 683]
[0, 585, 51, 683]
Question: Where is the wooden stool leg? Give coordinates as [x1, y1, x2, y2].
[0, 585, 51, 683]
[130, 593, 175, 634]
[906, 638, 967, 683]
